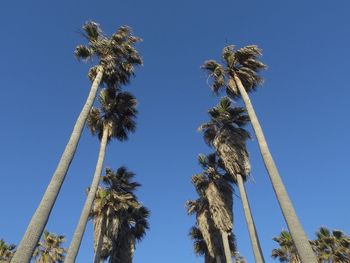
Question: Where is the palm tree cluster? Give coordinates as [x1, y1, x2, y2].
[5, 20, 342, 263]
[272, 227, 350, 263]
[10, 21, 148, 263]
[187, 43, 319, 263]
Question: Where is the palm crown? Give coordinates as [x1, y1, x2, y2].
[311, 227, 350, 262]
[0, 239, 16, 261]
[91, 167, 149, 263]
[87, 88, 137, 142]
[91, 167, 141, 222]
[192, 154, 233, 222]
[75, 21, 142, 87]
[33, 230, 66, 263]
[199, 98, 251, 180]
[202, 45, 266, 97]
[199, 97, 250, 146]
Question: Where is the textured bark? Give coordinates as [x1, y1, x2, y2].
[65, 125, 109, 263]
[233, 74, 317, 263]
[11, 67, 104, 263]
[236, 174, 265, 263]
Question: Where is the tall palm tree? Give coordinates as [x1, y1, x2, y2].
[91, 167, 141, 263]
[65, 89, 137, 263]
[199, 98, 265, 263]
[272, 230, 301, 263]
[193, 153, 234, 263]
[0, 239, 16, 262]
[202, 45, 317, 262]
[108, 205, 150, 263]
[312, 227, 350, 263]
[12, 22, 142, 263]
[33, 230, 66, 263]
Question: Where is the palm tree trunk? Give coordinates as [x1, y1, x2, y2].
[215, 256, 222, 263]
[221, 231, 232, 263]
[65, 125, 109, 263]
[233, 75, 317, 263]
[93, 216, 106, 263]
[236, 173, 265, 263]
[11, 66, 104, 263]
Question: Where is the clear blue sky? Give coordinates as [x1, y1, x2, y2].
[1, 0, 349, 262]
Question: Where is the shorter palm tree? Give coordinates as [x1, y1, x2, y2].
[0, 239, 16, 262]
[33, 230, 66, 263]
[187, 197, 226, 263]
[91, 167, 142, 263]
[202, 45, 317, 263]
[189, 225, 236, 263]
[193, 153, 234, 263]
[312, 227, 350, 263]
[187, 162, 236, 263]
[109, 205, 150, 263]
[272, 230, 301, 263]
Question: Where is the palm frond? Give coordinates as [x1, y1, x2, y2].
[82, 21, 103, 41]
[74, 45, 93, 61]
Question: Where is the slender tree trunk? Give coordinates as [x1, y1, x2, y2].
[65, 125, 109, 263]
[215, 256, 222, 263]
[93, 216, 106, 263]
[233, 75, 317, 263]
[236, 174, 265, 263]
[221, 231, 232, 263]
[11, 67, 104, 263]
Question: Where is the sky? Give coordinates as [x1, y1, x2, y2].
[1, 0, 350, 262]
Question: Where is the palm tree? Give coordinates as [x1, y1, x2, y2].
[189, 226, 236, 263]
[312, 227, 350, 262]
[12, 22, 142, 263]
[109, 205, 150, 263]
[33, 230, 66, 263]
[193, 153, 234, 263]
[65, 89, 137, 263]
[272, 230, 301, 263]
[91, 167, 141, 263]
[187, 198, 223, 263]
[199, 98, 265, 263]
[0, 239, 16, 262]
[202, 45, 317, 262]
